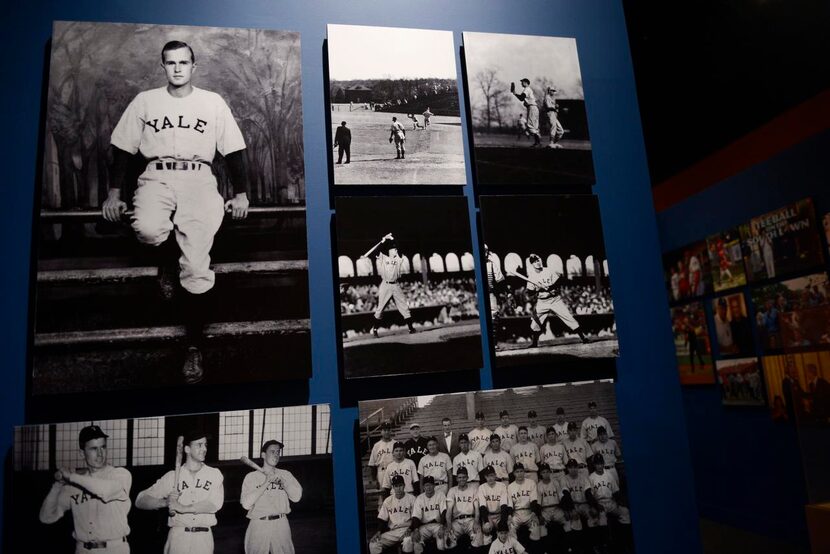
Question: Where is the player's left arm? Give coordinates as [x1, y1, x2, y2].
[38, 476, 71, 524]
[223, 150, 250, 220]
[63, 468, 131, 503]
[279, 469, 303, 503]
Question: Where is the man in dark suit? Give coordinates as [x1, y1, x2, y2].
[334, 120, 351, 164]
[438, 417, 461, 458]
[806, 363, 830, 422]
[782, 359, 805, 422]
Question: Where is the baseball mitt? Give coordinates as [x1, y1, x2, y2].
[510, 82, 516, 93]
[389, 137, 393, 143]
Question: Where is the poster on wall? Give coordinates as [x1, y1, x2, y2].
[740, 198, 824, 282]
[711, 293, 754, 357]
[462, 32, 595, 186]
[335, 196, 483, 379]
[751, 272, 830, 353]
[326, 24, 466, 185]
[357, 381, 635, 554]
[663, 241, 712, 302]
[33, 21, 310, 395]
[824, 213, 830, 255]
[480, 195, 618, 368]
[715, 358, 765, 406]
[706, 228, 747, 292]
[10, 404, 336, 552]
[762, 351, 830, 424]
[670, 302, 715, 385]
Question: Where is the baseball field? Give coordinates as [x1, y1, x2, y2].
[495, 335, 618, 367]
[331, 106, 467, 185]
[472, 134, 594, 186]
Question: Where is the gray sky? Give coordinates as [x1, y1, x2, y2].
[328, 24, 457, 80]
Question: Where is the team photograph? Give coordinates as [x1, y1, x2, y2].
[715, 358, 766, 406]
[335, 196, 483, 379]
[480, 195, 618, 368]
[33, 21, 310, 395]
[327, 24, 466, 185]
[462, 32, 595, 186]
[662, 240, 712, 302]
[358, 381, 635, 554]
[10, 404, 336, 553]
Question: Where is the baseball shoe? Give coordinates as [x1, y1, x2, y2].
[401, 154, 406, 159]
[182, 346, 204, 384]
[345, 160, 350, 164]
[408, 327, 416, 334]
[158, 263, 178, 301]
[371, 327, 379, 338]
[336, 161, 342, 164]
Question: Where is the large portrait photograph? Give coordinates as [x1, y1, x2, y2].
[34, 21, 309, 395]
[762, 351, 830, 424]
[462, 32, 594, 186]
[336, 196, 483, 379]
[670, 302, 714, 385]
[480, 195, 618, 368]
[10, 404, 336, 552]
[327, 24, 466, 185]
[357, 381, 635, 554]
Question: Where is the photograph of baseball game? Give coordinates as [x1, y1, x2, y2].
[336, 196, 483, 379]
[739, 198, 824, 283]
[10, 404, 336, 553]
[711, 293, 754, 357]
[762, 351, 830, 424]
[358, 381, 635, 554]
[715, 358, 766, 407]
[706, 228, 747, 292]
[751, 272, 830, 353]
[662, 241, 712, 303]
[326, 24, 466, 185]
[461, 32, 595, 186]
[32, 21, 310, 395]
[670, 302, 715, 385]
[480, 195, 618, 367]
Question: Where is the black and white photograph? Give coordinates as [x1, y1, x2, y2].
[480, 195, 618, 368]
[34, 21, 309, 395]
[358, 381, 635, 554]
[462, 32, 594, 186]
[336, 196, 483, 379]
[327, 24, 466, 185]
[10, 404, 335, 553]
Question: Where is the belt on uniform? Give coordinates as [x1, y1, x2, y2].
[577, 464, 587, 468]
[383, 280, 397, 284]
[79, 537, 127, 550]
[434, 480, 448, 485]
[184, 527, 211, 533]
[148, 161, 209, 171]
[551, 469, 564, 473]
[456, 514, 474, 520]
[259, 514, 284, 520]
[604, 465, 615, 469]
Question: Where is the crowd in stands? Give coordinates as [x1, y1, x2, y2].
[340, 278, 479, 319]
[496, 284, 614, 317]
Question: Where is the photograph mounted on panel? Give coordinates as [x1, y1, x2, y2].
[34, 21, 310, 395]
[670, 302, 715, 385]
[336, 196, 483, 379]
[706, 228, 747, 292]
[326, 24, 466, 185]
[480, 195, 618, 368]
[662, 241, 712, 302]
[357, 381, 635, 554]
[824, 213, 830, 255]
[711, 293, 754, 357]
[751, 272, 830, 353]
[762, 351, 830, 424]
[11, 404, 336, 552]
[740, 198, 824, 282]
[715, 358, 765, 406]
[462, 32, 594, 186]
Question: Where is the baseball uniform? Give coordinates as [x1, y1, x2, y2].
[412, 490, 448, 551]
[453, 451, 484, 491]
[508, 479, 540, 540]
[418, 453, 452, 496]
[476, 481, 509, 541]
[368, 438, 395, 486]
[543, 91, 564, 146]
[390, 120, 407, 157]
[580, 416, 613, 443]
[110, 86, 245, 294]
[468, 427, 493, 454]
[488, 535, 526, 554]
[510, 442, 540, 481]
[404, 437, 431, 469]
[540, 443, 568, 476]
[526, 425, 547, 449]
[493, 425, 519, 452]
[422, 109, 433, 127]
[383, 459, 419, 493]
[240, 468, 302, 554]
[552, 423, 569, 444]
[526, 267, 580, 333]
[137, 464, 224, 554]
[560, 473, 598, 530]
[483, 450, 514, 482]
[561, 437, 592, 478]
[537, 478, 571, 533]
[486, 253, 505, 321]
[374, 252, 411, 320]
[370, 493, 416, 554]
[517, 84, 539, 136]
[39, 466, 132, 553]
[446, 484, 482, 548]
[588, 471, 630, 526]
[591, 439, 621, 482]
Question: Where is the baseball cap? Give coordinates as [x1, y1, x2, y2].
[514, 462, 525, 471]
[528, 410, 537, 418]
[489, 433, 501, 442]
[422, 476, 435, 485]
[597, 426, 607, 435]
[482, 465, 496, 476]
[499, 410, 509, 418]
[539, 463, 551, 473]
[380, 422, 391, 430]
[393, 441, 405, 450]
[475, 411, 485, 419]
[566, 459, 579, 468]
[456, 467, 468, 476]
[556, 408, 565, 415]
[567, 422, 578, 430]
[390, 475, 405, 487]
[261, 440, 284, 453]
[528, 253, 541, 263]
[546, 426, 557, 434]
[588, 401, 597, 408]
[459, 433, 469, 441]
[409, 423, 420, 430]
[183, 428, 211, 446]
[79, 425, 108, 448]
[520, 78, 530, 84]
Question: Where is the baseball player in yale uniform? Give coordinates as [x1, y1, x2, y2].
[562, 423, 592, 479]
[494, 411, 519, 452]
[483, 435, 513, 482]
[540, 427, 568, 480]
[370, 475, 416, 554]
[543, 86, 565, 149]
[240, 440, 303, 554]
[469, 411, 493, 455]
[418, 438, 453, 496]
[411, 476, 448, 552]
[39, 425, 132, 553]
[536, 463, 572, 537]
[103, 40, 250, 384]
[507, 463, 541, 542]
[136, 430, 224, 554]
[510, 428, 540, 482]
[453, 434, 484, 494]
[476, 466, 509, 545]
[389, 116, 407, 159]
[591, 426, 622, 483]
[382, 442, 419, 495]
[581, 401, 614, 444]
[510, 78, 541, 147]
[369, 422, 395, 492]
[445, 467, 483, 550]
[525, 411, 547, 449]
[489, 521, 526, 554]
[362, 234, 417, 336]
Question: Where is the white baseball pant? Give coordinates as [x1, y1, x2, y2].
[447, 517, 482, 548]
[413, 522, 446, 553]
[540, 505, 572, 535]
[74, 539, 129, 554]
[244, 516, 294, 554]
[164, 527, 214, 554]
[374, 282, 411, 320]
[526, 105, 540, 135]
[510, 509, 541, 540]
[369, 527, 413, 554]
[597, 499, 631, 526]
[547, 112, 564, 143]
[531, 296, 579, 332]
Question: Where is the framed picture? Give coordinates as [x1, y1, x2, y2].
[462, 32, 595, 186]
[711, 293, 754, 357]
[670, 302, 715, 385]
[326, 24, 466, 185]
[663, 241, 712, 302]
[762, 351, 830, 423]
[706, 228, 747, 292]
[715, 357, 765, 406]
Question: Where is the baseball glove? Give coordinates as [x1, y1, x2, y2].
[389, 137, 393, 143]
[510, 82, 516, 93]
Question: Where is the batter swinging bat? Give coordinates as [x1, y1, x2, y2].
[509, 269, 559, 290]
[170, 435, 184, 515]
[240, 455, 268, 474]
[361, 233, 394, 259]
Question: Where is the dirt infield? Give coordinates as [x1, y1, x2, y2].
[495, 335, 619, 366]
[331, 108, 467, 185]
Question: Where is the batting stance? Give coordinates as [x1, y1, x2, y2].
[389, 116, 407, 159]
[39, 425, 132, 553]
[240, 440, 303, 554]
[484, 245, 506, 350]
[136, 431, 224, 554]
[510, 78, 541, 147]
[543, 86, 565, 149]
[102, 40, 251, 384]
[361, 233, 417, 337]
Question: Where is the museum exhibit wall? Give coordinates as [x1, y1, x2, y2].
[657, 128, 830, 548]
[0, 1, 701, 552]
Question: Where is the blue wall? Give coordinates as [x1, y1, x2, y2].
[0, 1, 701, 552]
[658, 129, 830, 548]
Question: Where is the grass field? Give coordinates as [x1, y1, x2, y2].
[676, 355, 715, 385]
[331, 108, 466, 185]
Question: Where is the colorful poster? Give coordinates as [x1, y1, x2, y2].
[670, 302, 715, 385]
[762, 351, 830, 423]
[711, 293, 754, 356]
[706, 228, 747, 292]
[715, 358, 765, 406]
[663, 241, 712, 302]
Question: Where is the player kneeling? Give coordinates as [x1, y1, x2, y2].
[476, 466, 510, 546]
[507, 463, 542, 550]
[559, 459, 600, 551]
[489, 521, 527, 554]
[445, 467, 483, 551]
[411, 476, 448, 553]
[370, 475, 416, 554]
[536, 463, 572, 552]
[588, 453, 633, 551]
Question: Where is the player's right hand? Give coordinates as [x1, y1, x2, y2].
[383, 233, 394, 241]
[510, 82, 516, 93]
[102, 191, 128, 223]
[389, 137, 393, 143]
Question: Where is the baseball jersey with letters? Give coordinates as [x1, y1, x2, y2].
[489, 535, 527, 554]
[509, 442, 540, 472]
[240, 468, 302, 519]
[581, 416, 614, 442]
[483, 450, 514, 480]
[507, 479, 537, 510]
[368, 439, 395, 475]
[111, 86, 245, 162]
[552, 423, 569, 443]
[591, 439, 620, 466]
[560, 474, 590, 504]
[413, 491, 447, 524]
[378, 493, 416, 530]
[519, 86, 537, 108]
[540, 443, 568, 471]
[468, 428, 493, 454]
[476, 482, 509, 514]
[527, 425, 547, 448]
[588, 472, 620, 501]
[383, 459, 419, 492]
[418, 453, 452, 483]
[562, 437, 592, 465]
[526, 268, 560, 299]
[55, 466, 132, 542]
[447, 485, 478, 517]
[377, 253, 403, 283]
[537, 479, 561, 507]
[493, 425, 519, 451]
[141, 464, 224, 527]
[453, 451, 484, 482]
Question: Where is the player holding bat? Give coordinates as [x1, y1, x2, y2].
[361, 233, 417, 337]
[509, 254, 589, 348]
[240, 440, 303, 554]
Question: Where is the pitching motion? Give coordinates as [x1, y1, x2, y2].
[361, 233, 417, 337]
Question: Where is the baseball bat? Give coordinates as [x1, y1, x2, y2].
[170, 435, 184, 515]
[507, 270, 539, 287]
[240, 455, 269, 474]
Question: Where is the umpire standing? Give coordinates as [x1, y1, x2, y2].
[334, 121, 351, 164]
